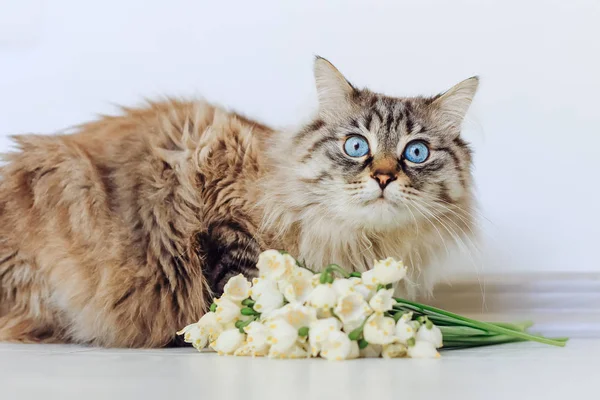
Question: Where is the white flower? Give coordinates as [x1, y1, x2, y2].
[250, 277, 277, 301]
[407, 341, 441, 358]
[308, 284, 338, 310]
[251, 278, 284, 315]
[177, 323, 206, 350]
[320, 330, 352, 361]
[362, 257, 407, 285]
[233, 344, 254, 357]
[342, 319, 363, 334]
[416, 323, 443, 348]
[308, 318, 341, 356]
[255, 291, 285, 316]
[360, 270, 379, 287]
[408, 320, 421, 332]
[198, 312, 223, 340]
[382, 343, 407, 359]
[266, 319, 298, 354]
[214, 297, 241, 324]
[334, 292, 372, 326]
[279, 267, 314, 304]
[211, 329, 245, 355]
[311, 273, 322, 287]
[332, 278, 359, 297]
[359, 344, 382, 358]
[267, 304, 317, 330]
[223, 274, 251, 302]
[394, 313, 416, 344]
[348, 340, 360, 359]
[363, 313, 396, 345]
[256, 250, 292, 280]
[242, 321, 270, 355]
[353, 280, 377, 301]
[269, 343, 309, 359]
[369, 289, 395, 313]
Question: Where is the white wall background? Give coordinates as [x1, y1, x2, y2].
[1, 0, 599, 276]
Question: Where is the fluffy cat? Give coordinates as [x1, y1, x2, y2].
[0, 57, 478, 347]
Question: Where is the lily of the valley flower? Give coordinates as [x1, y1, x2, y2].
[407, 341, 441, 358]
[256, 250, 292, 280]
[332, 278, 359, 297]
[308, 284, 338, 310]
[334, 292, 372, 326]
[251, 278, 284, 314]
[416, 323, 443, 348]
[279, 267, 314, 304]
[353, 280, 376, 301]
[320, 330, 353, 361]
[359, 344, 383, 358]
[268, 304, 317, 330]
[176, 312, 222, 350]
[214, 297, 241, 324]
[369, 288, 395, 313]
[361, 257, 407, 285]
[211, 329, 245, 355]
[382, 343, 408, 359]
[394, 312, 416, 344]
[177, 323, 205, 350]
[269, 343, 310, 359]
[266, 319, 298, 355]
[348, 340, 360, 359]
[308, 317, 341, 356]
[242, 321, 270, 355]
[363, 313, 397, 345]
[223, 274, 252, 302]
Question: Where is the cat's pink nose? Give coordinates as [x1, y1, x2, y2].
[371, 171, 397, 190]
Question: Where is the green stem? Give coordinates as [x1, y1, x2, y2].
[348, 318, 369, 341]
[442, 337, 525, 349]
[439, 326, 492, 337]
[325, 264, 351, 278]
[394, 298, 567, 347]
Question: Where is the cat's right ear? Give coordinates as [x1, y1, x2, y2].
[314, 56, 356, 117]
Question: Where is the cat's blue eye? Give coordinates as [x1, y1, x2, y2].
[404, 141, 429, 163]
[344, 136, 370, 157]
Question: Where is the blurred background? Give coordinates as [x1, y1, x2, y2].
[1, 0, 599, 280]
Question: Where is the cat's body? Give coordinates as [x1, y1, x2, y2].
[0, 58, 478, 347]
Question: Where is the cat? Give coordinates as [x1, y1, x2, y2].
[0, 57, 478, 347]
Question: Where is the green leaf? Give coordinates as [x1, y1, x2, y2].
[209, 302, 217, 313]
[439, 326, 492, 337]
[358, 339, 369, 349]
[395, 298, 567, 347]
[349, 272, 362, 278]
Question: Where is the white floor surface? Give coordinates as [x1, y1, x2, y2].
[1, 340, 596, 400]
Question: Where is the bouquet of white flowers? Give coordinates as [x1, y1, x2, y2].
[177, 250, 567, 360]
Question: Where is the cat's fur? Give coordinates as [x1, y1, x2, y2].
[0, 58, 478, 347]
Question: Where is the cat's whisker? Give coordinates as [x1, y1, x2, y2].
[409, 196, 482, 255]
[410, 198, 475, 260]
[405, 198, 450, 257]
[409, 198, 484, 303]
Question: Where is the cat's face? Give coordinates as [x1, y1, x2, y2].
[276, 58, 477, 232]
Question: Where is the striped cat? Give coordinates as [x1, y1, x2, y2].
[0, 57, 478, 347]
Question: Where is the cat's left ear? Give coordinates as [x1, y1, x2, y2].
[313, 56, 356, 117]
[432, 76, 479, 130]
